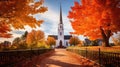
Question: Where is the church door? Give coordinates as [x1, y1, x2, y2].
[59, 40, 62, 48]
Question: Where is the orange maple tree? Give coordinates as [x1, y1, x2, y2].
[69, 36, 80, 46]
[26, 30, 44, 48]
[68, 0, 120, 47]
[0, 0, 47, 38]
[46, 37, 56, 46]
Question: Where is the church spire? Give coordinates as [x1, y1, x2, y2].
[60, 3, 63, 24]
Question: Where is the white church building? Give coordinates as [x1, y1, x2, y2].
[48, 4, 72, 48]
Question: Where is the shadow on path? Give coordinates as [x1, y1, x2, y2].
[39, 58, 90, 67]
[17, 49, 99, 67]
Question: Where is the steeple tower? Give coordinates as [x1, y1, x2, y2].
[60, 3, 63, 24]
[57, 3, 65, 48]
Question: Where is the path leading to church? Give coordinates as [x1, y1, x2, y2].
[18, 49, 99, 67]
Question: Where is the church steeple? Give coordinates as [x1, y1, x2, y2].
[60, 3, 63, 24]
[57, 3, 65, 48]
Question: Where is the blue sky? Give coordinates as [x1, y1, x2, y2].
[35, 0, 81, 34]
[36, 0, 80, 35]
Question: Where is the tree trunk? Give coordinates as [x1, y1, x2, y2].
[100, 27, 111, 47]
[102, 37, 110, 47]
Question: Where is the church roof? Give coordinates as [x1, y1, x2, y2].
[64, 35, 72, 39]
[48, 35, 58, 39]
[48, 35, 72, 40]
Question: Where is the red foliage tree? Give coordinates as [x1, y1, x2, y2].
[0, 22, 12, 38]
[68, 0, 120, 47]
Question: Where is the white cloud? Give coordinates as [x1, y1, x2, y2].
[33, 9, 58, 35]
[0, 32, 22, 43]
[0, 26, 33, 43]
[63, 15, 74, 34]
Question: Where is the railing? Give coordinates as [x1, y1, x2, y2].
[67, 48, 120, 67]
[0, 48, 54, 67]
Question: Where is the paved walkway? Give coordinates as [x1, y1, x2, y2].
[17, 49, 99, 67]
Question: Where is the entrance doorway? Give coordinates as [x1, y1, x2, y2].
[59, 40, 62, 48]
[57, 40, 65, 48]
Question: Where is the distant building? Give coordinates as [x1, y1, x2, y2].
[48, 4, 72, 48]
[3, 41, 11, 48]
[96, 39, 102, 46]
[84, 38, 91, 46]
[84, 38, 102, 46]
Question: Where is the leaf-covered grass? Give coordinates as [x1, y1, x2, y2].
[67, 46, 120, 53]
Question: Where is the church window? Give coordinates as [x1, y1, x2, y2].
[66, 42, 68, 46]
[60, 32, 62, 35]
[60, 26, 62, 28]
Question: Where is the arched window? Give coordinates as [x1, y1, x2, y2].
[60, 32, 62, 35]
[60, 26, 62, 28]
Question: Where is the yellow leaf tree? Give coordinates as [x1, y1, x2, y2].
[26, 30, 44, 48]
[69, 36, 80, 46]
[46, 37, 56, 47]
